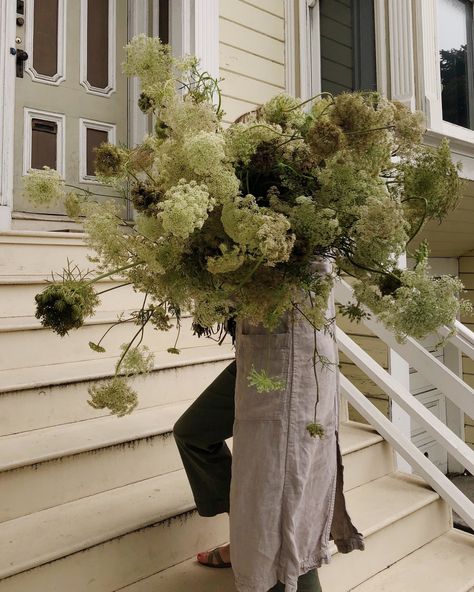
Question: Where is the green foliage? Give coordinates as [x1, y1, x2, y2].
[24, 36, 469, 419]
[247, 366, 286, 393]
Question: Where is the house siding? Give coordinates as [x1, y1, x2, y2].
[219, 0, 286, 124]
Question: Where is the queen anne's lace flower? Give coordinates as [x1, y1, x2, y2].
[23, 167, 65, 206]
[159, 180, 214, 239]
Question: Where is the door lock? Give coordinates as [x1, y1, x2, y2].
[16, 49, 28, 78]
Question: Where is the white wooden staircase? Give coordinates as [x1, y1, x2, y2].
[0, 231, 474, 592]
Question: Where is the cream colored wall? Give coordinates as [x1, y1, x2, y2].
[459, 252, 474, 449]
[219, 0, 286, 124]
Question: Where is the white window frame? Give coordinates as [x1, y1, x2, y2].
[298, 0, 388, 103]
[414, 0, 474, 145]
[25, 0, 67, 86]
[23, 107, 66, 178]
[80, 0, 117, 97]
[79, 118, 116, 184]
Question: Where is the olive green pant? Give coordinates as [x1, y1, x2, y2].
[173, 361, 323, 592]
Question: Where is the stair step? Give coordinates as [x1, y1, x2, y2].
[351, 529, 474, 592]
[0, 470, 449, 591]
[0, 419, 390, 521]
[0, 314, 221, 372]
[0, 345, 234, 435]
[0, 231, 91, 279]
[0, 280, 144, 319]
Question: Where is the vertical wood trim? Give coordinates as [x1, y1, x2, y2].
[285, 0, 297, 96]
[299, 0, 320, 101]
[128, 0, 149, 148]
[0, 0, 16, 228]
[193, 0, 219, 79]
[387, 0, 416, 109]
[373, 0, 388, 97]
[413, 0, 443, 128]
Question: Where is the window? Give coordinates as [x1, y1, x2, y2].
[32, 0, 59, 77]
[23, 108, 65, 176]
[319, 0, 377, 95]
[438, 0, 474, 130]
[79, 118, 116, 182]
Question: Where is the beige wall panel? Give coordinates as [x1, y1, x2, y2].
[460, 257, 474, 273]
[220, 44, 285, 87]
[220, 70, 284, 106]
[242, 0, 284, 18]
[219, 19, 284, 64]
[221, 97, 259, 125]
[220, 0, 284, 40]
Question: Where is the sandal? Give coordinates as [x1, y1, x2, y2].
[196, 546, 232, 569]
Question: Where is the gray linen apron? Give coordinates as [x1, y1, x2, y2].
[229, 259, 365, 592]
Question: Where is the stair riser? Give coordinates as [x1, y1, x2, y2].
[0, 316, 206, 372]
[0, 433, 389, 523]
[0, 236, 91, 279]
[321, 498, 452, 592]
[0, 358, 232, 435]
[0, 282, 143, 319]
[0, 511, 229, 592]
[0, 434, 184, 522]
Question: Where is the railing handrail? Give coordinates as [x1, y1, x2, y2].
[334, 278, 474, 419]
[339, 372, 474, 530]
[438, 320, 474, 361]
[336, 327, 474, 476]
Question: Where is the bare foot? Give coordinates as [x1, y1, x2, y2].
[197, 543, 231, 566]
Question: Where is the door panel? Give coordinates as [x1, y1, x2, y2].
[13, 0, 128, 217]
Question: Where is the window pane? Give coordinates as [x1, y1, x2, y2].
[320, 0, 376, 95]
[159, 0, 170, 45]
[438, 0, 473, 129]
[86, 128, 108, 176]
[87, 0, 109, 89]
[33, 0, 59, 77]
[31, 119, 57, 170]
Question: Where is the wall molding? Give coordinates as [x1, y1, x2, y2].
[23, 107, 66, 177]
[25, 0, 67, 86]
[193, 0, 219, 79]
[0, 0, 16, 228]
[387, 0, 416, 109]
[298, 0, 321, 102]
[284, 0, 297, 96]
[80, 0, 117, 97]
[79, 117, 116, 184]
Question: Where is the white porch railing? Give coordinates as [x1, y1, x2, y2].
[334, 278, 474, 531]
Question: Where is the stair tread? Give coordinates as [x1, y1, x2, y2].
[0, 416, 382, 473]
[351, 528, 474, 591]
[0, 467, 440, 580]
[0, 343, 234, 393]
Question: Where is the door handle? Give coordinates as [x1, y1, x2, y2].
[16, 49, 28, 78]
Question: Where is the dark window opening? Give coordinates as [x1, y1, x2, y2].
[33, 0, 59, 77]
[438, 0, 474, 130]
[86, 128, 109, 176]
[31, 119, 57, 170]
[159, 0, 170, 44]
[87, 0, 109, 89]
[320, 0, 377, 95]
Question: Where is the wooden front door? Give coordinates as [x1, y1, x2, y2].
[13, 0, 129, 223]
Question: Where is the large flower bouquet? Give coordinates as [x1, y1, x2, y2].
[25, 36, 471, 435]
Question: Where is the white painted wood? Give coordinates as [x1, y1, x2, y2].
[284, 0, 297, 96]
[373, 0, 388, 97]
[413, 0, 443, 129]
[193, 0, 219, 79]
[337, 328, 474, 478]
[25, 0, 67, 86]
[339, 372, 474, 530]
[387, 0, 416, 108]
[298, 0, 321, 102]
[78, 117, 116, 183]
[22, 107, 66, 177]
[0, 0, 16, 229]
[335, 278, 474, 420]
[128, 0, 149, 149]
[80, 0, 117, 97]
[444, 341, 467, 474]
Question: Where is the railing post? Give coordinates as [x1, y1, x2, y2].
[389, 348, 413, 473]
[444, 341, 467, 475]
